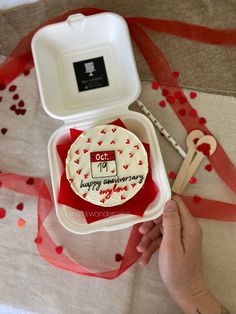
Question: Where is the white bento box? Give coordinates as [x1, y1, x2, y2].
[31, 12, 171, 234]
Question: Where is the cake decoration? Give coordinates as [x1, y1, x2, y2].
[66, 125, 149, 207]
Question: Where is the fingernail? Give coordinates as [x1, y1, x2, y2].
[165, 201, 178, 212]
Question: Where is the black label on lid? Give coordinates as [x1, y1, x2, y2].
[73, 56, 109, 92]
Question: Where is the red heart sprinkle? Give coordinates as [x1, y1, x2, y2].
[55, 246, 63, 254]
[205, 164, 213, 172]
[0, 208, 6, 219]
[115, 253, 123, 262]
[23, 69, 30, 76]
[152, 81, 159, 90]
[16, 203, 24, 211]
[123, 165, 128, 170]
[74, 159, 80, 164]
[178, 109, 186, 116]
[168, 171, 176, 179]
[134, 145, 139, 150]
[121, 195, 126, 200]
[118, 150, 123, 154]
[162, 89, 169, 96]
[197, 143, 211, 156]
[97, 141, 103, 146]
[83, 193, 87, 198]
[179, 96, 187, 104]
[10, 105, 16, 111]
[18, 100, 25, 107]
[83, 149, 88, 153]
[1, 128, 7, 135]
[189, 177, 197, 184]
[0, 82, 6, 90]
[111, 170, 115, 173]
[189, 109, 197, 117]
[138, 160, 143, 165]
[34, 236, 42, 244]
[9, 85, 17, 92]
[166, 95, 175, 104]
[69, 179, 73, 183]
[13, 94, 19, 100]
[76, 169, 82, 175]
[172, 71, 179, 78]
[100, 199, 105, 204]
[159, 100, 166, 108]
[100, 129, 106, 134]
[193, 195, 201, 203]
[75, 149, 79, 155]
[110, 140, 115, 144]
[129, 153, 133, 158]
[190, 91, 197, 99]
[86, 138, 91, 143]
[131, 183, 136, 188]
[199, 117, 207, 125]
[26, 177, 34, 185]
[112, 128, 117, 133]
[84, 174, 89, 179]
[174, 91, 182, 98]
[126, 139, 130, 144]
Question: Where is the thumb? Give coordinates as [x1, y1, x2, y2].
[162, 200, 182, 249]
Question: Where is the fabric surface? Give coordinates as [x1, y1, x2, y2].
[0, 1, 236, 314]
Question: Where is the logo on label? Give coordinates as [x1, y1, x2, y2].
[84, 62, 96, 77]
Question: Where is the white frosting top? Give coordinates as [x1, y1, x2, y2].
[66, 125, 148, 207]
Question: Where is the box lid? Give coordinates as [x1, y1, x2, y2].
[32, 13, 141, 121]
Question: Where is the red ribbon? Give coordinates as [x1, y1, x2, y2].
[1, 8, 236, 279]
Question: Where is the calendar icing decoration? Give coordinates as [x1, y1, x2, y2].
[66, 125, 149, 207]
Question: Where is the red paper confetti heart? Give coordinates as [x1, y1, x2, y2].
[205, 164, 213, 172]
[19, 109, 26, 115]
[197, 143, 211, 156]
[10, 104, 16, 111]
[172, 71, 179, 78]
[189, 177, 197, 184]
[15, 109, 21, 115]
[1, 128, 7, 135]
[159, 100, 166, 108]
[190, 91, 197, 99]
[178, 108, 186, 116]
[152, 81, 159, 89]
[179, 96, 187, 104]
[16, 203, 24, 211]
[34, 236, 42, 244]
[18, 218, 26, 228]
[168, 171, 176, 179]
[13, 94, 19, 100]
[9, 85, 17, 92]
[193, 195, 201, 203]
[115, 253, 123, 262]
[166, 95, 175, 105]
[0, 208, 6, 219]
[199, 117, 207, 125]
[26, 177, 34, 185]
[189, 109, 197, 117]
[0, 82, 6, 90]
[55, 246, 63, 254]
[23, 69, 30, 76]
[18, 100, 24, 107]
[162, 89, 169, 96]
